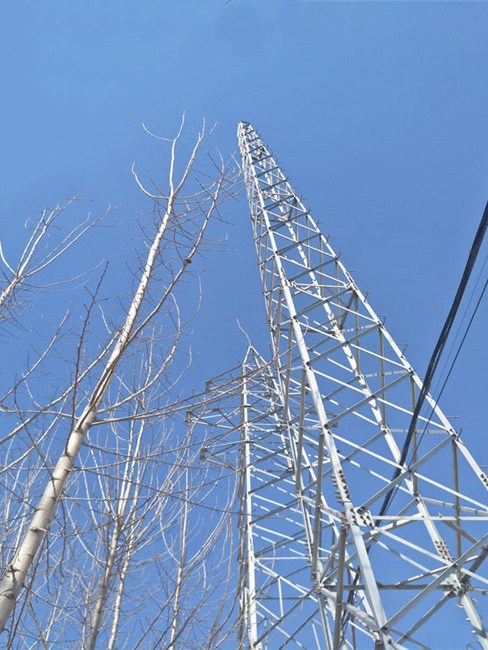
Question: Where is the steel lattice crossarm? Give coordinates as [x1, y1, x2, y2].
[237, 121, 488, 649]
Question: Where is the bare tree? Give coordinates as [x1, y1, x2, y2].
[0, 118, 239, 646]
[0, 199, 106, 324]
[72, 407, 236, 649]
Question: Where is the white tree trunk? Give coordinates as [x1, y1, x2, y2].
[0, 122, 225, 634]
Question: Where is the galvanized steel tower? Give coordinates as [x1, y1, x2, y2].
[236, 121, 488, 649]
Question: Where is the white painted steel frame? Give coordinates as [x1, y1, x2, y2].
[237, 121, 488, 649]
[236, 347, 331, 649]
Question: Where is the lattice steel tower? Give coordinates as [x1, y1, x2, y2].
[234, 122, 488, 649]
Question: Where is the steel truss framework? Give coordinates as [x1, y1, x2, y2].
[230, 122, 488, 649]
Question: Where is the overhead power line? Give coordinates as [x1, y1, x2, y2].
[378, 199, 488, 518]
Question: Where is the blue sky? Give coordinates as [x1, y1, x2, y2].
[1, 0, 488, 643]
[3, 0, 486, 422]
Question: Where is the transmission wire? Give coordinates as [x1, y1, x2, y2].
[342, 200, 488, 636]
[431, 249, 488, 398]
[409, 272, 488, 464]
[378, 199, 488, 518]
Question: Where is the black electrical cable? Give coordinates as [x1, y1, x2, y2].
[432, 251, 488, 399]
[342, 200, 488, 635]
[409, 272, 488, 465]
[434, 273, 488, 414]
[431, 253, 488, 402]
[378, 199, 488, 518]
[409, 249, 488, 463]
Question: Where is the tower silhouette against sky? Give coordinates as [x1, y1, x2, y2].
[233, 122, 488, 649]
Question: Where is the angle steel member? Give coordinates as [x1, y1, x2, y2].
[237, 121, 488, 649]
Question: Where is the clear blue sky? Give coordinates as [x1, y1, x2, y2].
[2, 0, 487, 424]
[1, 1, 488, 644]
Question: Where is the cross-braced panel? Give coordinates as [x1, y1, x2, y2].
[192, 350, 330, 649]
[238, 348, 328, 649]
